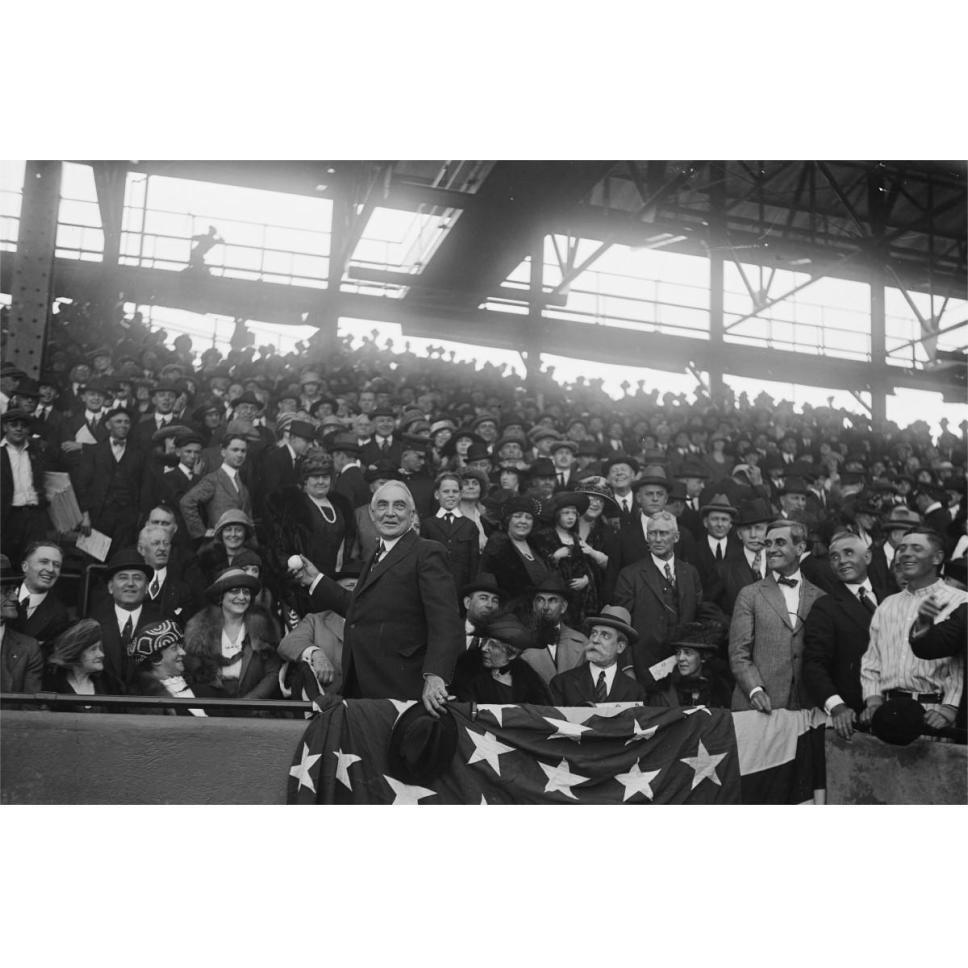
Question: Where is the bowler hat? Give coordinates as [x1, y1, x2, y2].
[778, 476, 809, 496]
[128, 619, 185, 663]
[461, 573, 503, 598]
[870, 696, 924, 746]
[583, 605, 638, 644]
[104, 548, 152, 579]
[464, 442, 492, 464]
[529, 457, 557, 478]
[532, 574, 569, 597]
[387, 702, 458, 786]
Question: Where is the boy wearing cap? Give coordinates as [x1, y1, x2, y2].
[549, 606, 646, 705]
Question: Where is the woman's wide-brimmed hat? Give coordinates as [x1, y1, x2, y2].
[546, 491, 591, 518]
[574, 476, 620, 515]
[48, 618, 103, 668]
[205, 567, 261, 602]
[483, 613, 537, 651]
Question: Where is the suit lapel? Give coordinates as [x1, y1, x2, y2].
[761, 577, 793, 630]
[355, 529, 417, 597]
[641, 558, 675, 613]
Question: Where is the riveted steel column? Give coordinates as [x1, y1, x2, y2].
[7, 161, 62, 378]
[707, 161, 726, 397]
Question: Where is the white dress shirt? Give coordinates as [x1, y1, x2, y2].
[114, 603, 143, 633]
[18, 585, 47, 618]
[707, 535, 727, 559]
[652, 553, 675, 581]
[1, 440, 39, 505]
[772, 569, 803, 625]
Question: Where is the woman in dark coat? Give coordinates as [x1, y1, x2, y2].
[45, 619, 123, 711]
[645, 621, 733, 709]
[480, 495, 549, 609]
[451, 612, 551, 705]
[183, 567, 282, 712]
[575, 477, 621, 605]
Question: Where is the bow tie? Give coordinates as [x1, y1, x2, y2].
[776, 576, 798, 588]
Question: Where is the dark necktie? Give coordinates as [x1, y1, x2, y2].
[88, 416, 98, 435]
[857, 587, 877, 614]
[594, 670, 608, 702]
[150, 575, 161, 598]
[558, 473, 565, 486]
[777, 576, 798, 588]
[664, 562, 675, 587]
[120, 614, 134, 650]
[751, 549, 762, 578]
[374, 540, 386, 564]
[445, 512, 454, 525]
[715, 542, 724, 562]
[468, 634, 482, 651]
[380, 438, 389, 454]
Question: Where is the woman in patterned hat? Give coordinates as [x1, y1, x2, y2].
[183, 567, 282, 708]
[129, 619, 214, 715]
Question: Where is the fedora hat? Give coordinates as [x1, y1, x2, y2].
[881, 506, 921, 529]
[700, 493, 739, 517]
[674, 458, 709, 480]
[528, 457, 557, 478]
[582, 605, 638, 644]
[387, 703, 458, 786]
[632, 464, 671, 491]
[205, 567, 261, 602]
[736, 498, 774, 526]
[532, 574, 570, 597]
[548, 439, 579, 455]
[328, 432, 361, 456]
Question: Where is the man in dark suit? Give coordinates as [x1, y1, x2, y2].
[131, 382, 180, 451]
[420, 471, 481, 602]
[11, 541, 71, 653]
[1, 409, 51, 566]
[31, 372, 67, 448]
[136, 524, 196, 623]
[294, 480, 463, 715]
[398, 436, 435, 519]
[255, 418, 314, 516]
[549, 606, 647, 704]
[57, 376, 112, 470]
[614, 510, 704, 686]
[720, 498, 773, 616]
[359, 407, 402, 469]
[330, 434, 370, 508]
[803, 531, 886, 739]
[74, 406, 146, 555]
[729, 520, 824, 712]
[88, 548, 159, 691]
[1, 554, 44, 694]
[683, 493, 743, 609]
[674, 457, 710, 541]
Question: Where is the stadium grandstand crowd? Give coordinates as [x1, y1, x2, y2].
[1, 297, 965, 747]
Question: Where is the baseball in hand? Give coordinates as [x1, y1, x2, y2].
[287, 555, 304, 571]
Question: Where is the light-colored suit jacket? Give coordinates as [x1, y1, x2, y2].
[519, 624, 587, 685]
[180, 468, 252, 539]
[278, 611, 345, 695]
[728, 573, 823, 711]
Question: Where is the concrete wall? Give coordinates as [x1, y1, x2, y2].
[2, 711, 966, 804]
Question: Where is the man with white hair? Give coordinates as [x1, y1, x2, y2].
[293, 481, 463, 716]
[614, 510, 704, 685]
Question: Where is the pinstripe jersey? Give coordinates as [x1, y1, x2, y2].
[861, 579, 967, 706]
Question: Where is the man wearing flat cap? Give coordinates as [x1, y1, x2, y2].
[549, 605, 647, 704]
[73, 405, 146, 554]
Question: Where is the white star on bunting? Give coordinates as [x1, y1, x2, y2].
[539, 758, 590, 800]
[682, 705, 712, 717]
[615, 761, 661, 802]
[289, 743, 322, 795]
[624, 717, 659, 746]
[680, 740, 727, 791]
[384, 775, 437, 805]
[333, 749, 361, 790]
[476, 703, 516, 727]
[479, 794, 489, 805]
[388, 699, 416, 724]
[465, 728, 515, 776]
[543, 715, 592, 741]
